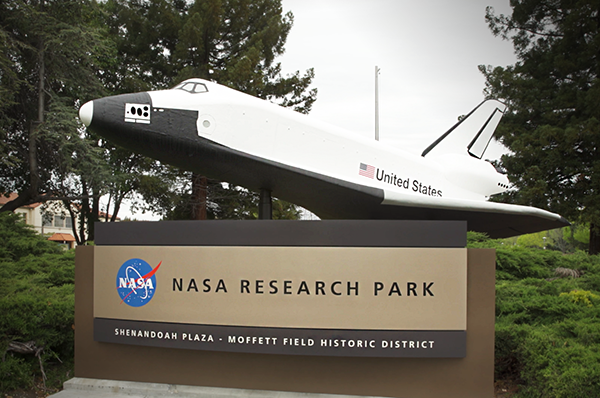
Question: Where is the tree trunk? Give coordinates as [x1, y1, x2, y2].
[190, 173, 208, 220]
[259, 189, 272, 220]
[88, 187, 101, 242]
[590, 223, 600, 255]
[105, 193, 112, 222]
[29, 23, 45, 195]
[64, 200, 81, 244]
[111, 196, 122, 222]
[79, 180, 89, 245]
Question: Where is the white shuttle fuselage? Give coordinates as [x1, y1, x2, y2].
[146, 81, 505, 201]
[79, 78, 567, 237]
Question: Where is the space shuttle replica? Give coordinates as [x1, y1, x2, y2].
[79, 78, 568, 238]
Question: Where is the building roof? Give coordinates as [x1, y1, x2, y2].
[0, 193, 42, 208]
[48, 233, 76, 242]
[98, 210, 120, 221]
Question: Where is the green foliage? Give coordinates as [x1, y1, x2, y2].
[0, 0, 114, 208]
[0, 213, 74, 392]
[0, 355, 32, 392]
[560, 290, 600, 308]
[466, 231, 492, 245]
[491, 248, 600, 395]
[103, 0, 316, 111]
[1, 0, 315, 224]
[0, 212, 61, 261]
[496, 322, 600, 398]
[481, 1, 600, 253]
[471, 230, 600, 395]
[101, 0, 316, 219]
[564, 224, 590, 252]
[516, 226, 590, 253]
[471, 224, 596, 261]
[490, 225, 591, 253]
[515, 231, 545, 249]
[165, 180, 301, 220]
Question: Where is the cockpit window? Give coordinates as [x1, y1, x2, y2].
[173, 81, 208, 93]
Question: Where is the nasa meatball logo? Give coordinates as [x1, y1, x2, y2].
[116, 258, 162, 307]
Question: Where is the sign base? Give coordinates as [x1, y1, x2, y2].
[75, 221, 496, 398]
[50, 377, 391, 398]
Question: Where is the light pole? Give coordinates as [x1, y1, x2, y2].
[375, 66, 380, 141]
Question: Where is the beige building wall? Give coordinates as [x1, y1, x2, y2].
[3, 193, 119, 248]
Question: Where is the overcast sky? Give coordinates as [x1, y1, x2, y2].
[278, 0, 517, 155]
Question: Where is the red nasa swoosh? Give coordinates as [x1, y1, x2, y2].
[118, 261, 162, 304]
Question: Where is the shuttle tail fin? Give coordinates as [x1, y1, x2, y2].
[421, 99, 506, 159]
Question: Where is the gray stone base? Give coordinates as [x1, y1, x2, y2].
[48, 378, 385, 398]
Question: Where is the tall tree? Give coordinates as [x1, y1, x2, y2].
[0, 0, 113, 223]
[104, 0, 316, 219]
[0, 1, 173, 242]
[480, 0, 600, 253]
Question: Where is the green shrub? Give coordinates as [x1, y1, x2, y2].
[0, 354, 31, 392]
[0, 212, 62, 261]
[470, 231, 600, 396]
[0, 213, 74, 392]
[560, 290, 600, 307]
[515, 326, 600, 398]
[494, 260, 600, 396]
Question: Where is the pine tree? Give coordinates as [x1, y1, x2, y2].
[0, 0, 113, 233]
[104, 0, 316, 219]
[481, 0, 600, 253]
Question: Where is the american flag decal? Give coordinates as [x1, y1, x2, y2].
[359, 163, 375, 178]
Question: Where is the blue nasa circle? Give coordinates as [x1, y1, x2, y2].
[116, 258, 157, 307]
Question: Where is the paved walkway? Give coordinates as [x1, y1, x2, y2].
[48, 378, 381, 398]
